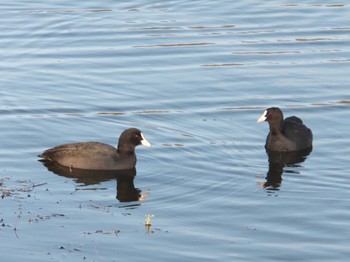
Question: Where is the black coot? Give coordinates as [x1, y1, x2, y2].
[38, 128, 151, 170]
[257, 107, 313, 152]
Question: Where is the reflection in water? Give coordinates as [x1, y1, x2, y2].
[39, 160, 142, 202]
[260, 148, 312, 192]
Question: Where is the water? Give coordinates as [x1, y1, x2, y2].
[1, 1, 350, 261]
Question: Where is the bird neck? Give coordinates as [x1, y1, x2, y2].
[117, 143, 135, 156]
[269, 119, 283, 136]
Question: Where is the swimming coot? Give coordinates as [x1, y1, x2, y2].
[38, 128, 151, 170]
[257, 107, 313, 152]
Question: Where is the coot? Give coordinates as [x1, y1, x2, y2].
[257, 107, 312, 152]
[38, 128, 151, 170]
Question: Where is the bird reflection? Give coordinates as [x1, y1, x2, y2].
[39, 160, 143, 202]
[260, 147, 312, 191]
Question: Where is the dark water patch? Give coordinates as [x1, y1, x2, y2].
[23, 9, 113, 14]
[133, 42, 215, 48]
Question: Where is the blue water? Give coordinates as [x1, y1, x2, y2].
[1, 1, 350, 261]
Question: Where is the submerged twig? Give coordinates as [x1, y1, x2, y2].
[33, 182, 48, 188]
[13, 208, 22, 239]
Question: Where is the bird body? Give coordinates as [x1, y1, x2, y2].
[38, 128, 151, 170]
[258, 108, 313, 152]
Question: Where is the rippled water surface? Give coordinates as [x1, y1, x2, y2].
[1, 1, 350, 261]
